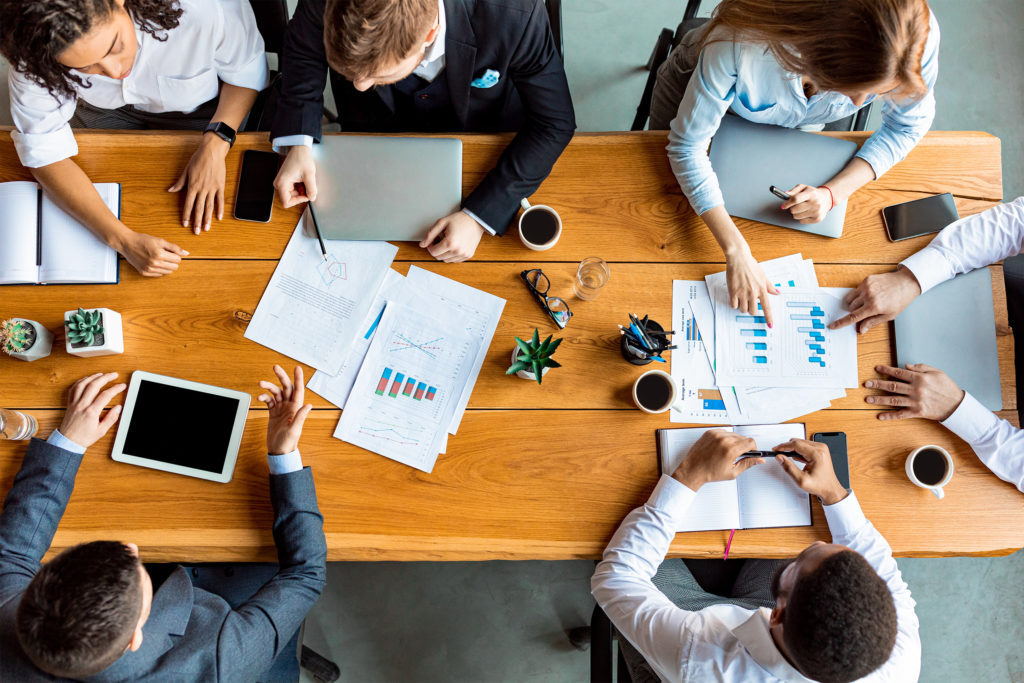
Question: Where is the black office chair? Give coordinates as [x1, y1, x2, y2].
[632, 0, 872, 132]
[242, 0, 289, 132]
[545, 0, 564, 59]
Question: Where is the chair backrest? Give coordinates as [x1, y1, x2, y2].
[545, 0, 563, 59]
[248, 0, 289, 57]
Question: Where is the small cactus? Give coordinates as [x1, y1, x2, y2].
[506, 328, 562, 385]
[1, 319, 37, 355]
[66, 308, 104, 346]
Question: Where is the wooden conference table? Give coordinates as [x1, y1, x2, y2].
[0, 129, 1020, 562]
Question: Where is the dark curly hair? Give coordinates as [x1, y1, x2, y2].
[0, 0, 183, 101]
[783, 550, 898, 683]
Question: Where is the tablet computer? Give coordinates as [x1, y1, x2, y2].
[111, 371, 251, 483]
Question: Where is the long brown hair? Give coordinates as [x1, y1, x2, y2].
[701, 0, 931, 98]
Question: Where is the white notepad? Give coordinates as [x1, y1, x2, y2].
[656, 423, 811, 532]
[0, 181, 120, 285]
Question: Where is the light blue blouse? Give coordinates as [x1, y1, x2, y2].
[667, 10, 940, 216]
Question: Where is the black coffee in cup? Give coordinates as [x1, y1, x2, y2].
[912, 447, 948, 486]
[520, 208, 559, 245]
[636, 372, 673, 411]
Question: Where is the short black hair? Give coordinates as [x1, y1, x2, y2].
[783, 550, 897, 683]
[0, 0, 182, 101]
[16, 541, 143, 678]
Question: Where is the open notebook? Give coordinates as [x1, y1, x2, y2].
[0, 181, 120, 285]
[656, 423, 812, 532]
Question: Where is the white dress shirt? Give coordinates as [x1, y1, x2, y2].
[591, 475, 920, 682]
[901, 196, 1024, 492]
[9, 0, 268, 168]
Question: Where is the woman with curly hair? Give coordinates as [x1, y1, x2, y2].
[648, 0, 938, 326]
[1, 0, 267, 277]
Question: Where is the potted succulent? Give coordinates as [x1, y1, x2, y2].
[1, 318, 53, 362]
[507, 328, 562, 385]
[64, 307, 124, 358]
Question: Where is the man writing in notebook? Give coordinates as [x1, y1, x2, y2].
[270, 0, 575, 262]
[830, 197, 1024, 493]
[592, 430, 920, 682]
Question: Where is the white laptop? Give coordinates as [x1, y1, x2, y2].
[311, 136, 463, 242]
[709, 115, 859, 238]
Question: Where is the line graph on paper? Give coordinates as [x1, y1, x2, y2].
[357, 416, 428, 447]
[389, 333, 444, 359]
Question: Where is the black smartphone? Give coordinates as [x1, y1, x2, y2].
[234, 150, 280, 223]
[882, 192, 959, 242]
[812, 432, 850, 490]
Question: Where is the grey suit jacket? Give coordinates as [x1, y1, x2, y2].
[0, 438, 327, 682]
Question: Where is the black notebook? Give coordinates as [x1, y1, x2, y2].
[0, 181, 120, 285]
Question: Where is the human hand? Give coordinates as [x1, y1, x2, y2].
[119, 231, 189, 277]
[671, 429, 762, 490]
[725, 250, 778, 325]
[167, 134, 229, 234]
[772, 438, 848, 505]
[257, 365, 313, 455]
[273, 145, 317, 209]
[828, 268, 922, 333]
[59, 372, 127, 449]
[864, 363, 964, 421]
[418, 210, 485, 263]
[781, 184, 832, 224]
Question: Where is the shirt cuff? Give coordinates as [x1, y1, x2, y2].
[940, 391, 994, 445]
[271, 135, 315, 154]
[822, 490, 865, 538]
[900, 247, 955, 294]
[461, 208, 496, 235]
[267, 449, 303, 474]
[47, 429, 86, 455]
[646, 474, 699, 520]
[11, 126, 79, 168]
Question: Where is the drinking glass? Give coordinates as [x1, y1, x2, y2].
[0, 408, 38, 441]
[573, 257, 610, 300]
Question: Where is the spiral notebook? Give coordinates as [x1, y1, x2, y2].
[656, 423, 812, 532]
[0, 181, 120, 285]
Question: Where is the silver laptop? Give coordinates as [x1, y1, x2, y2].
[709, 115, 859, 238]
[895, 267, 1002, 411]
[310, 136, 462, 241]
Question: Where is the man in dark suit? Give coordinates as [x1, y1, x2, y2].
[0, 366, 326, 681]
[271, 0, 576, 262]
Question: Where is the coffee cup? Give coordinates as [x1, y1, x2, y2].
[518, 198, 562, 251]
[905, 445, 954, 499]
[632, 370, 677, 414]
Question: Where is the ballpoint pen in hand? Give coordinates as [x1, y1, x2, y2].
[302, 192, 328, 261]
[737, 450, 800, 460]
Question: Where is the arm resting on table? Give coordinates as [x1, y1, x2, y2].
[942, 392, 1024, 492]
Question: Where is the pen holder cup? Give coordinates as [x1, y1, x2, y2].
[620, 319, 665, 365]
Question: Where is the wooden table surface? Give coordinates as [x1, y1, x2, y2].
[1, 129, 1020, 561]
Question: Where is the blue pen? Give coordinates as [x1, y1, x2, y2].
[649, 354, 666, 363]
[629, 322, 651, 349]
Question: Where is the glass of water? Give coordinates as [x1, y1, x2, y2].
[0, 408, 38, 441]
[573, 257, 610, 300]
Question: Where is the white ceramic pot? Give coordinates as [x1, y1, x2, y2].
[64, 308, 125, 358]
[5, 319, 53, 362]
[510, 347, 550, 381]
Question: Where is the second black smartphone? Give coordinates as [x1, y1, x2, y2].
[812, 431, 850, 490]
[234, 150, 280, 223]
[882, 192, 959, 242]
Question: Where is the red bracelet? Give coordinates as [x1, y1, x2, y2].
[819, 185, 835, 211]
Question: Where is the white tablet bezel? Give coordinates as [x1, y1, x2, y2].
[111, 370, 251, 483]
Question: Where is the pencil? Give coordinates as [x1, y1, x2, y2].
[307, 203, 327, 261]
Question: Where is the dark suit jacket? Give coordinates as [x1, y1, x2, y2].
[271, 0, 576, 232]
[0, 439, 327, 682]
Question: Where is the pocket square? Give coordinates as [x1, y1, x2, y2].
[470, 69, 501, 89]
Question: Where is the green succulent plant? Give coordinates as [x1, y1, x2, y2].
[507, 328, 562, 385]
[1, 319, 36, 355]
[66, 307, 105, 346]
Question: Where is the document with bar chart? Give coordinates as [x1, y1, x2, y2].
[335, 300, 475, 472]
[712, 286, 858, 388]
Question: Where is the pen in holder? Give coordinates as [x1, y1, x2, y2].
[619, 315, 673, 365]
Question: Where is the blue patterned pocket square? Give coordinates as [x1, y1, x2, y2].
[470, 69, 501, 89]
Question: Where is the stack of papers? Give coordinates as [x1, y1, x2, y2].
[671, 254, 857, 425]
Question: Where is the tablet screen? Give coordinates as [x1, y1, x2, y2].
[121, 380, 242, 474]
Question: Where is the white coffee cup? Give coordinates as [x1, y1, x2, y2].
[905, 445, 954, 499]
[518, 198, 562, 251]
[632, 370, 678, 414]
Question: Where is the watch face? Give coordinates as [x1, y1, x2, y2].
[206, 122, 236, 145]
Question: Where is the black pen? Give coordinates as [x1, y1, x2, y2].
[307, 202, 328, 261]
[769, 185, 791, 201]
[738, 450, 800, 460]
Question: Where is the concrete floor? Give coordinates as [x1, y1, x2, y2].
[0, 1, 1021, 681]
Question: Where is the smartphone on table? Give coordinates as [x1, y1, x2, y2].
[812, 432, 850, 490]
[882, 192, 959, 242]
[234, 150, 280, 223]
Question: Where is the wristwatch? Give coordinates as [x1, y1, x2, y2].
[204, 121, 237, 147]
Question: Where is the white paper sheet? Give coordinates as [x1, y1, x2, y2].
[660, 427, 741, 531]
[670, 281, 737, 424]
[734, 424, 811, 529]
[307, 268, 406, 408]
[244, 216, 398, 374]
